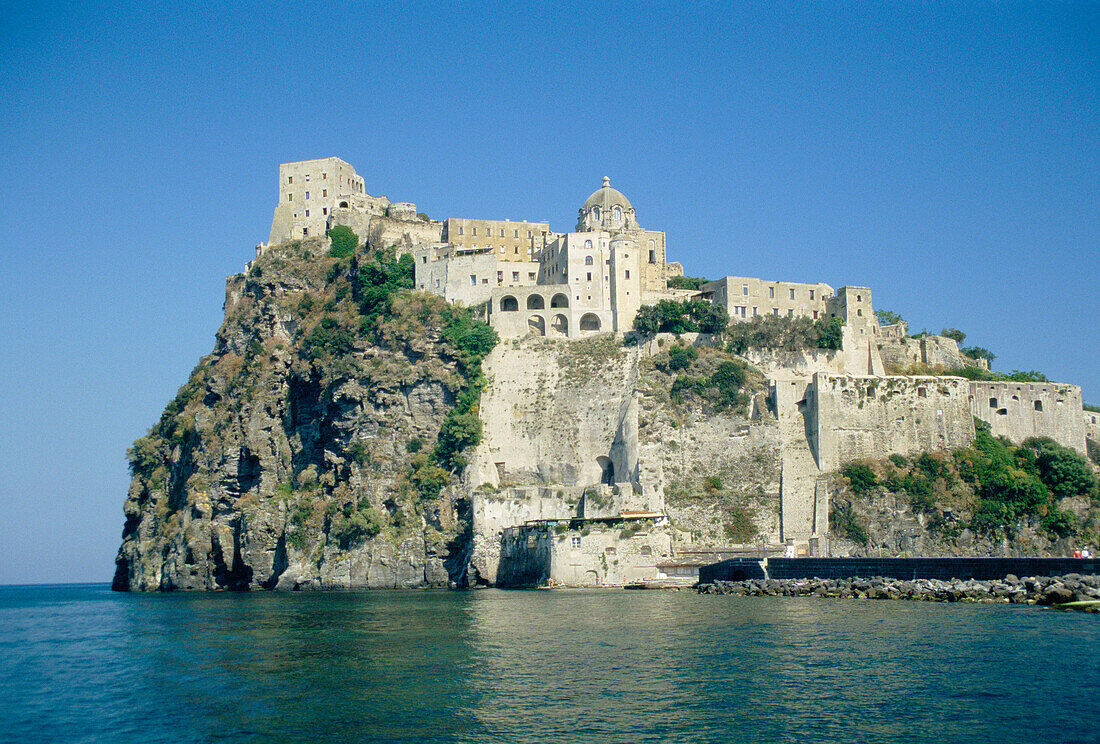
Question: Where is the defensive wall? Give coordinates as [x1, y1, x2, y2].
[971, 381, 1086, 455]
[700, 557, 1100, 583]
[812, 374, 975, 472]
[879, 334, 968, 371]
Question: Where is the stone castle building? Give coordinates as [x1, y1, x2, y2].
[261, 158, 1093, 581]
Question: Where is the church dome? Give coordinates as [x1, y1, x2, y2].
[577, 176, 638, 231]
[582, 176, 633, 213]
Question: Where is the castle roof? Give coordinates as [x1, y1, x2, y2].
[582, 176, 633, 213]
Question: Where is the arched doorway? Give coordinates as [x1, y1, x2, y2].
[527, 315, 545, 336]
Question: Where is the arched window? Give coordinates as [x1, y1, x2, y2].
[527, 315, 545, 336]
[584, 256, 593, 266]
[339, 201, 349, 208]
[526, 294, 545, 310]
[551, 313, 568, 336]
[592, 206, 601, 220]
[550, 293, 569, 308]
[584, 240, 592, 249]
[500, 296, 519, 312]
[612, 205, 622, 221]
[579, 313, 600, 332]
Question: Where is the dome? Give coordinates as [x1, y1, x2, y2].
[582, 176, 633, 213]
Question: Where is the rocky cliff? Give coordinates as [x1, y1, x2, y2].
[113, 236, 487, 590]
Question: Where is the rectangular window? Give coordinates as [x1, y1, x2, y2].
[587, 272, 592, 281]
[424, 256, 428, 264]
[302, 228, 308, 236]
[813, 310, 818, 319]
[288, 193, 293, 201]
[512, 272, 519, 281]
[500, 229, 505, 237]
[305, 174, 310, 182]
[514, 229, 519, 237]
[625, 270, 630, 278]
[528, 272, 535, 281]
[810, 290, 815, 300]
[305, 191, 309, 199]
[571, 537, 581, 548]
[500, 246, 505, 253]
[322, 189, 327, 197]
[322, 172, 327, 179]
[288, 176, 293, 184]
[790, 288, 796, 300]
[769, 286, 775, 298]
[458, 226, 463, 235]
[482, 279, 488, 284]
[322, 207, 327, 215]
[741, 307, 747, 318]
[305, 209, 309, 217]
[472, 227, 477, 235]
[773, 308, 779, 316]
[743, 285, 749, 296]
[788, 309, 794, 316]
[753, 307, 758, 315]
[497, 271, 503, 282]
[470, 275, 476, 285]
[435, 279, 440, 288]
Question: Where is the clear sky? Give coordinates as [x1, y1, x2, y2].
[1, 1, 1096, 585]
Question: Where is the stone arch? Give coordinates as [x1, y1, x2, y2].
[526, 294, 545, 310]
[597, 456, 614, 485]
[339, 201, 349, 208]
[527, 315, 545, 336]
[585, 255, 594, 265]
[500, 296, 519, 312]
[551, 293, 569, 308]
[579, 313, 600, 332]
[550, 313, 567, 337]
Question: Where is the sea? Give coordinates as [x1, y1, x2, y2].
[0, 584, 1097, 744]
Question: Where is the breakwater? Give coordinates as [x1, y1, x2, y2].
[697, 573, 1100, 608]
[700, 556, 1100, 583]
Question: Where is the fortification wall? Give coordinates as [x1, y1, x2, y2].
[971, 381, 1086, 455]
[1085, 410, 1100, 443]
[813, 375, 975, 471]
[879, 334, 966, 371]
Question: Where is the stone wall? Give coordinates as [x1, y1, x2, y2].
[971, 381, 1086, 455]
[813, 374, 975, 472]
[879, 334, 967, 371]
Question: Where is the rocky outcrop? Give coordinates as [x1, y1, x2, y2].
[113, 236, 474, 591]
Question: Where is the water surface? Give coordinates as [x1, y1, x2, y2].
[1, 584, 1096, 743]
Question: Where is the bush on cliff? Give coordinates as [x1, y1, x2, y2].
[667, 275, 709, 290]
[327, 225, 358, 258]
[633, 299, 727, 336]
[726, 314, 843, 354]
[355, 247, 415, 331]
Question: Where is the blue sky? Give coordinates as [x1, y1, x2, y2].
[1, 1, 1096, 584]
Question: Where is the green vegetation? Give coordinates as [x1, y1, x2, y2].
[327, 225, 358, 258]
[940, 328, 966, 344]
[960, 346, 996, 362]
[940, 366, 1047, 383]
[670, 360, 749, 412]
[633, 299, 728, 335]
[332, 498, 387, 548]
[726, 314, 844, 354]
[723, 504, 757, 542]
[355, 245, 416, 332]
[830, 502, 869, 545]
[302, 317, 355, 360]
[840, 421, 1097, 541]
[666, 275, 709, 290]
[875, 309, 905, 326]
[667, 344, 698, 371]
[1083, 403, 1099, 413]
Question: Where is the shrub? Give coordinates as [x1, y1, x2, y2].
[327, 225, 358, 258]
[302, 317, 355, 360]
[1025, 438, 1095, 499]
[631, 299, 726, 336]
[332, 504, 386, 548]
[960, 346, 995, 361]
[297, 293, 315, 317]
[666, 275, 709, 290]
[726, 314, 843, 353]
[723, 505, 757, 542]
[940, 328, 966, 344]
[667, 344, 697, 371]
[888, 453, 908, 468]
[703, 475, 722, 493]
[841, 462, 877, 495]
[830, 502, 868, 545]
[875, 309, 905, 326]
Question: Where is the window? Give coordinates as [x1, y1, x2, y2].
[500, 229, 505, 237]
[790, 288, 796, 300]
[989, 398, 998, 407]
[788, 309, 794, 316]
[512, 272, 519, 281]
[612, 205, 622, 220]
[1034, 400, 1043, 411]
[528, 272, 536, 281]
[514, 229, 519, 237]
[305, 191, 309, 199]
[812, 310, 818, 319]
[288, 176, 293, 184]
[857, 295, 862, 302]
[458, 226, 463, 235]
[302, 228, 308, 236]
[322, 189, 327, 197]
[810, 290, 815, 300]
[773, 308, 779, 316]
[741, 307, 747, 318]
[585, 256, 593, 265]
[769, 286, 775, 299]
[585, 240, 593, 249]
[917, 387, 927, 398]
[288, 193, 293, 201]
[424, 256, 429, 264]
[434, 278, 439, 287]
[322, 172, 327, 179]
[472, 227, 477, 236]
[571, 536, 581, 548]
[743, 285, 749, 296]
[625, 270, 630, 279]
[753, 307, 758, 315]
[857, 309, 863, 317]
[322, 207, 327, 215]
[587, 272, 592, 281]
[500, 246, 505, 253]
[497, 271, 503, 282]
[470, 275, 477, 286]
[592, 206, 601, 220]
[305, 174, 310, 182]
[649, 250, 656, 263]
[304, 210, 309, 217]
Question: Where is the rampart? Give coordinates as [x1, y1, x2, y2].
[971, 381, 1086, 455]
[813, 374, 975, 472]
[879, 333, 967, 371]
[701, 557, 1100, 583]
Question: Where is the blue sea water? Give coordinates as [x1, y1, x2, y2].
[0, 584, 1097, 744]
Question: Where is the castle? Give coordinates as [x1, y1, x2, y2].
[263, 157, 1092, 583]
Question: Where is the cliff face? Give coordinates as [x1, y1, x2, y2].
[113, 237, 478, 591]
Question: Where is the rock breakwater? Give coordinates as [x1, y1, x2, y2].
[697, 574, 1100, 609]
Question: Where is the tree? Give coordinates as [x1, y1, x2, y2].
[941, 328, 966, 344]
[961, 346, 996, 362]
[875, 309, 905, 326]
